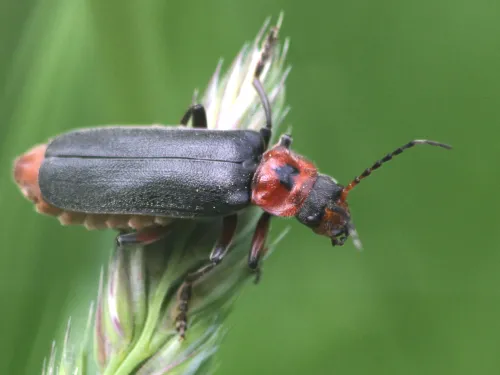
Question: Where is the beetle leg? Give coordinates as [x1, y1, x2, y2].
[209, 214, 238, 264]
[115, 226, 171, 247]
[248, 212, 272, 283]
[174, 262, 216, 339]
[174, 214, 237, 338]
[279, 134, 293, 149]
[180, 104, 208, 128]
[253, 24, 279, 149]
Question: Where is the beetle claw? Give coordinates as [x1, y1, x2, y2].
[252, 267, 262, 284]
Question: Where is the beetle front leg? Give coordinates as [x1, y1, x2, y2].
[180, 104, 208, 128]
[248, 212, 272, 283]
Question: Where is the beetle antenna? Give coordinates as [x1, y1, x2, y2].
[340, 139, 451, 202]
[253, 79, 272, 133]
[254, 21, 280, 79]
[253, 20, 280, 147]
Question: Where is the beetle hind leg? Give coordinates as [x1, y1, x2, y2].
[180, 104, 208, 129]
[173, 214, 238, 338]
[115, 226, 171, 247]
[174, 262, 216, 339]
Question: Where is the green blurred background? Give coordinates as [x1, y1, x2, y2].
[0, 0, 498, 374]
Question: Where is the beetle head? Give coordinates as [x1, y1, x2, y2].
[312, 198, 362, 249]
[295, 175, 362, 249]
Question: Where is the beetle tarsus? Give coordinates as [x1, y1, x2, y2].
[175, 280, 192, 340]
[174, 261, 217, 339]
[180, 104, 208, 128]
[252, 264, 263, 284]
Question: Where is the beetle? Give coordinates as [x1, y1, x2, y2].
[12, 27, 451, 337]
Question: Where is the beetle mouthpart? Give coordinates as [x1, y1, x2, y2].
[331, 235, 346, 247]
[330, 225, 362, 250]
[329, 206, 363, 250]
